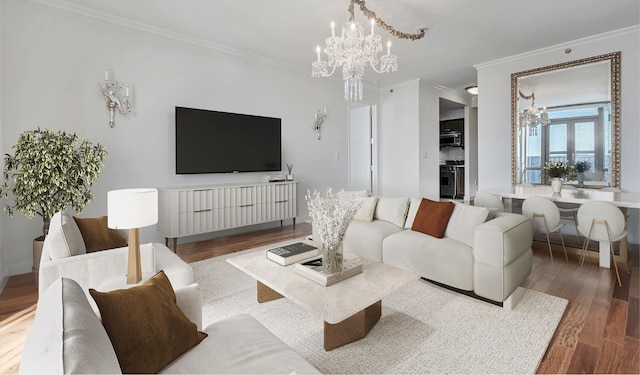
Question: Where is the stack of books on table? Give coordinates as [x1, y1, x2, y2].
[266, 242, 320, 266]
[294, 254, 363, 286]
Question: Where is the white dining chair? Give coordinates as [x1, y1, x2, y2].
[555, 184, 580, 238]
[522, 196, 569, 262]
[577, 201, 628, 287]
[474, 192, 504, 215]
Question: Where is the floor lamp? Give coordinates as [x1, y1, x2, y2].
[107, 188, 158, 284]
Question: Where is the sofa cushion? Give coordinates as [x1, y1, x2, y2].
[354, 196, 378, 222]
[344, 220, 405, 261]
[89, 271, 207, 374]
[404, 198, 421, 229]
[20, 277, 121, 374]
[444, 202, 490, 247]
[374, 197, 409, 227]
[411, 198, 454, 238]
[161, 314, 320, 374]
[73, 216, 127, 252]
[383, 230, 474, 291]
[46, 212, 87, 260]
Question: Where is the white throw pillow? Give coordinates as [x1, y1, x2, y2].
[374, 197, 409, 228]
[404, 198, 422, 229]
[47, 212, 87, 259]
[353, 197, 378, 222]
[444, 202, 490, 247]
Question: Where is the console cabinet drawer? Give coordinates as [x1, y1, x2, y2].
[158, 181, 297, 239]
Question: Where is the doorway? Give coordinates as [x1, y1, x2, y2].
[349, 104, 376, 194]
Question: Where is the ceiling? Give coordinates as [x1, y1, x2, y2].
[47, 0, 639, 93]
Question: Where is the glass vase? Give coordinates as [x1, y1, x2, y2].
[322, 241, 344, 274]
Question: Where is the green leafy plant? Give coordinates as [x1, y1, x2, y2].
[574, 160, 591, 173]
[543, 161, 573, 179]
[1, 128, 107, 237]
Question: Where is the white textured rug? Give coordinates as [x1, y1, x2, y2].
[192, 250, 568, 374]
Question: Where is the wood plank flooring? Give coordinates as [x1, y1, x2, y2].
[0, 222, 638, 374]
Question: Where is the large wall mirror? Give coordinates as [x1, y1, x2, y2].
[511, 52, 621, 188]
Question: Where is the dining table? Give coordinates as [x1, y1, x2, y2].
[478, 185, 639, 269]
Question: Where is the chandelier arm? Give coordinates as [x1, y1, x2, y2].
[368, 59, 384, 73]
[518, 90, 534, 100]
[353, 0, 426, 41]
[325, 64, 339, 77]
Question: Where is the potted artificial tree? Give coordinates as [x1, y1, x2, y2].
[1, 128, 107, 270]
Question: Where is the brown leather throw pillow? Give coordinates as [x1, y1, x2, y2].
[411, 198, 455, 238]
[89, 271, 207, 374]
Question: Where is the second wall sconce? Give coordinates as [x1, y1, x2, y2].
[100, 68, 133, 128]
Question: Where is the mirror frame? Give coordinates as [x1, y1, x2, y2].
[510, 51, 621, 188]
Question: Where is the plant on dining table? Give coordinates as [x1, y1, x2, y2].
[574, 160, 591, 173]
[543, 161, 573, 180]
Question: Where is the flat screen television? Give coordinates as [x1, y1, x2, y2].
[175, 106, 281, 174]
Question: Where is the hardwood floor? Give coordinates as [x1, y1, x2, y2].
[0, 222, 638, 374]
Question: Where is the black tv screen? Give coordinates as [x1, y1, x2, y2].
[175, 107, 281, 174]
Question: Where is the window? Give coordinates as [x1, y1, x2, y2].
[523, 106, 610, 184]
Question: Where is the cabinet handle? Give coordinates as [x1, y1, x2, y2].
[239, 204, 254, 207]
[275, 200, 288, 203]
[193, 209, 212, 213]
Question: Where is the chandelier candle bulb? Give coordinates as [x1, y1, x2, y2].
[370, 19, 375, 35]
[331, 22, 335, 37]
[387, 41, 391, 55]
[316, 46, 321, 62]
[104, 68, 108, 81]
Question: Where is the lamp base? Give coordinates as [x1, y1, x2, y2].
[127, 228, 142, 284]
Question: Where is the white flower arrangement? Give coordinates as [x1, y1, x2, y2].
[305, 188, 361, 273]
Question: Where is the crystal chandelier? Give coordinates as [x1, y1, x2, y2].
[518, 90, 550, 136]
[311, 0, 426, 102]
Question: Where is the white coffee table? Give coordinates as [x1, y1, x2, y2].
[227, 238, 418, 350]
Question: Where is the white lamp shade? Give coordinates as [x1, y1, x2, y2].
[107, 188, 158, 229]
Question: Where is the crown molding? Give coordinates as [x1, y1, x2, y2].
[27, 0, 310, 75]
[474, 25, 639, 70]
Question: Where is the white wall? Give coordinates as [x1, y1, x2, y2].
[1, 0, 354, 275]
[0, 0, 6, 286]
[476, 27, 640, 243]
[377, 81, 420, 197]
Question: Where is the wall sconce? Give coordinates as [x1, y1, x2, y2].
[313, 107, 326, 140]
[100, 68, 133, 128]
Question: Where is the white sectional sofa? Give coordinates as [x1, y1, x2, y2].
[20, 277, 320, 374]
[341, 196, 533, 306]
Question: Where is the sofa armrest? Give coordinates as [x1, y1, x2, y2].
[154, 244, 194, 289]
[472, 214, 533, 302]
[175, 284, 203, 330]
[473, 214, 532, 267]
[38, 243, 155, 294]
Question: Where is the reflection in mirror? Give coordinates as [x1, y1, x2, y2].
[511, 52, 621, 188]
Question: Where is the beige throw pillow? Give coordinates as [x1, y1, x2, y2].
[374, 197, 410, 227]
[354, 197, 378, 222]
[444, 201, 490, 247]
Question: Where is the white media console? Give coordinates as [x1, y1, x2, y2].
[157, 180, 297, 250]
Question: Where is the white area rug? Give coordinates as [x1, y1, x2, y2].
[192, 250, 568, 374]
